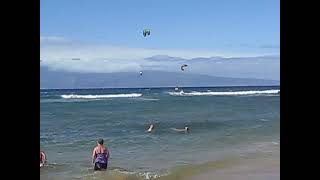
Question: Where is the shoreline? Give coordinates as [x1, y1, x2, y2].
[40, 143, 280, 180]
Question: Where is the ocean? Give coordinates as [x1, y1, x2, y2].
[40, 86, 280, 180]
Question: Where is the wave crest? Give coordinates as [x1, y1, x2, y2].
[168, 90, 279, 96]
[61, 93, 142, 99]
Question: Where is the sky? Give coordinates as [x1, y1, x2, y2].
[40, 0, 280, 80]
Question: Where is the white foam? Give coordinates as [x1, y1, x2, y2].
[272, 142, 279, 145]
[138, 172, 168, 180]
[140, 98, 160, 101]
[61, 93, 142, 99]
[41, 99, 97, 103]
[168, 89, 279, 96]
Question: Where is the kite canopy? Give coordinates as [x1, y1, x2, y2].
[143, 29, 151, 37]
[181, 64, 188, 71]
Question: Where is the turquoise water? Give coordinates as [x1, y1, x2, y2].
[40, 86, 280, 179]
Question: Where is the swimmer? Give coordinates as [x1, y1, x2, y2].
[147, 124, 154, 133]
[172, 126, 190, 133]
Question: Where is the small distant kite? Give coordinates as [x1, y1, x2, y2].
[181, 64, 188, 71]
[139, 71, 143, 76]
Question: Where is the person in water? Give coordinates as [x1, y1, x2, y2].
[92, 138, 110, 171]
[147, 123, 154, 133]
[40, 150, 46, 167]
[172, 126, 190, 132]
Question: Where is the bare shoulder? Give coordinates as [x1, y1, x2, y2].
[93, 146, 98, 152]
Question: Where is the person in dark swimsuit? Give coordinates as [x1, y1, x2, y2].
[92, 138, 110, 170]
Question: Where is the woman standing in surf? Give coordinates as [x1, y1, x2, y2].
[92, 138, 110, 171]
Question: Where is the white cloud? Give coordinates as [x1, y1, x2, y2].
[40, 36, 279, 80]
[40, 36, 70, 44]
[40, 36, 265, 59]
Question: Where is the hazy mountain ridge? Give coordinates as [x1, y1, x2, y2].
[41, 66, 279, 89]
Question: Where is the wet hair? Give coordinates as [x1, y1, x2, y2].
[97, 138, 104, 145]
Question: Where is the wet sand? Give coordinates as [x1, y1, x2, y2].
[187, 155, 279, 180]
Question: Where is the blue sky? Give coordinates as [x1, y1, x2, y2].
[40, 0, 279, 80]
[41, 0, 279, 54]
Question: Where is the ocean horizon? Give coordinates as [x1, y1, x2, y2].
[40, 85, 280, 90]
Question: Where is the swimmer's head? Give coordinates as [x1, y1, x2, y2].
[97, 138, 104, 145]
